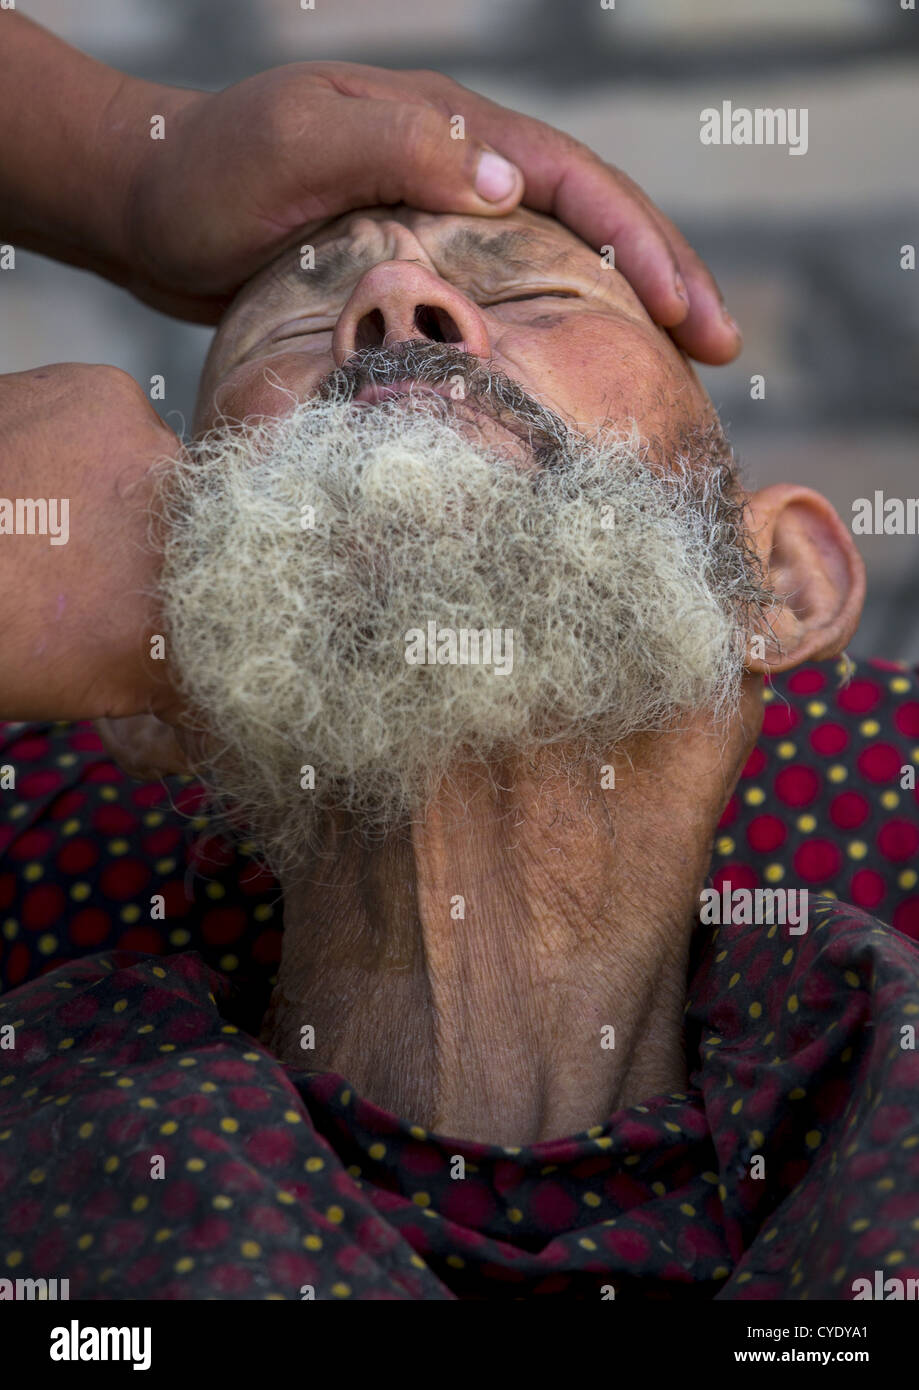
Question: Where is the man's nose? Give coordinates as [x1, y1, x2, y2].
[331, 260, 492, 365]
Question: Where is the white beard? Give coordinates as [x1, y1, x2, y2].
[151, 395, 769, 875]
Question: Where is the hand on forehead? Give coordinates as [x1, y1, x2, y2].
[195, 205, 713, 446]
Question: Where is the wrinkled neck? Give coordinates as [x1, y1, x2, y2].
[259, 738, 729, 1145]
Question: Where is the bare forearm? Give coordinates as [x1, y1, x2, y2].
[0, 12, 187, 286]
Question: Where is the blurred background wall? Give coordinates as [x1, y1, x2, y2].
[3, 0, 917, 660]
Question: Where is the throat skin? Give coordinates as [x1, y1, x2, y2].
[260, 697, 761, 1147]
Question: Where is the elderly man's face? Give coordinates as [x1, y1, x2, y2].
[195, 205, 711, 443]
[126, 200, 862, 880]
[138, 204, 770, 876]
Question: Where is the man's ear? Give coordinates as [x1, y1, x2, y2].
[744, 483, 866, 674]
[95, 714, 195, 781]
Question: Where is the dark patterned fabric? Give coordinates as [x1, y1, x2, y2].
[0, 656, 918, 1299]
[711, 659, 919, 940]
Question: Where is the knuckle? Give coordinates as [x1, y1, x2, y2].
[56, 363, 137, 407]
[543, 122, 593, 162]
[99, 366, 146, 404]
[406, 66, 450, 86]
[600, 158, 631, 184]
[394, 103, 444, 166]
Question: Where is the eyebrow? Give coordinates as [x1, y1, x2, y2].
[299, 241, 370, 292]
[272, 224, 560, 297]
[440, 226, 555, 272]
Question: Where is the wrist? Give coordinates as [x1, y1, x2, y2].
[0, 15, 203, 291]
[106, 81, 208, 296]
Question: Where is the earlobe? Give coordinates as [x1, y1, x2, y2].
[743, 483, 866, 674]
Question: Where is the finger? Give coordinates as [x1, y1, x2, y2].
[382, 81, 683, 321]
[616, 175, 742, 364]
[307, 68, 739, 359]
[301, 96, 527, 221]
[400, 79, 744, 352]
[664, 256, 743, 365]
[539, 156, 692, 331]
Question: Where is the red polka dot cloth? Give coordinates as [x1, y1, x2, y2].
[713, 659, 919, 939]
[0, 656, 917, 1299]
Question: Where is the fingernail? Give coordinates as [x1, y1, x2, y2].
[475, 150, 519, 202]
[722, 306, 741, 336]
[674, 274, 689, 305]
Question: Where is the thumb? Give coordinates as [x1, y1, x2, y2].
[315, 99, 524, 216]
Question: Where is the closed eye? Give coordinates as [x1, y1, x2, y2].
[486, 291, 580, 304]
[271, 323, 334, 342]
[264, 294, 579, 346]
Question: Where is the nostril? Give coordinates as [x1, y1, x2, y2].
[355, 308, 386, 352]
[413, 305, 463, 344]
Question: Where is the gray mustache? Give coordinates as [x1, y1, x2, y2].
[317, 341, 573, 464]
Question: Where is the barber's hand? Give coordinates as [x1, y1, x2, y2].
[127, 62, 739, 362]
[0, 366, 183, 723]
